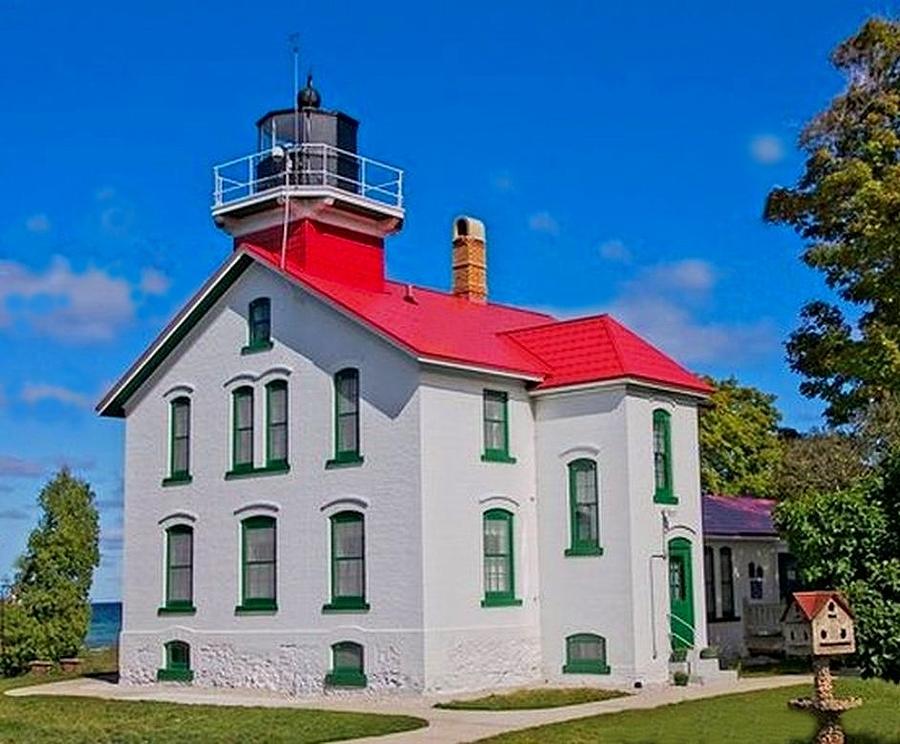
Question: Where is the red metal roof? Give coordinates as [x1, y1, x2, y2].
[243, 243, 711, 394]
[790, 591, 854, 622]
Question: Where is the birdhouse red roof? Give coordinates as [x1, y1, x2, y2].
[786, 591, 854, 622]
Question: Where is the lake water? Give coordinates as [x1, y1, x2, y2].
[86, 601, 122, 648]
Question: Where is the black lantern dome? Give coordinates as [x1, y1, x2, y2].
[298, 74, 321, 109]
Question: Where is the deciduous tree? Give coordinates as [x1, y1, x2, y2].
[774, 458, 900, 682]
[699, 376, 783, 497]
[765, 18, 900, 425]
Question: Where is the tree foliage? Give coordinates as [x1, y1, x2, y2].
[699, 376, 783, 497]
[774, 430, 870, 500]
[774, 455, 900, 682]
[1, 469, 100, 673]
[765, 18, 900, 425]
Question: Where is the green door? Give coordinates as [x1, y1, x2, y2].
[668, 537, 695, 649]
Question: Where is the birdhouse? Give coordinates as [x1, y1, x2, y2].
[782, 591, 855, 657]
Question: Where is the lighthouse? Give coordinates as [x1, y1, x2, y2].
[211, 76, 404, 292]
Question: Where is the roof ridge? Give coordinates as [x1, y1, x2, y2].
[382, 279, 554, 319]
[499, 312, 612, 337]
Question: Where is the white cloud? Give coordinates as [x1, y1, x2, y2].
[139, 267, 171, 296]
[0, 455, 44, 477]
[21, 383, 91, 409]
[642, 258, 716, 294]
[599, 239, 632, 264]
[750, 134, 785, 165]
[0, 256, 136, 343]
[528, 211, 559, 236]
[25, 213, 51, 233]
[607, 294, 776, 365]
[546, 257, 776, 366]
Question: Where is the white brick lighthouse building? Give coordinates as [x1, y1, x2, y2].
[98, 78, 714, 695]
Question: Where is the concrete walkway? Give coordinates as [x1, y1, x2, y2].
[8, 675, 810, 743]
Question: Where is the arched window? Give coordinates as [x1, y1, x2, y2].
[749, 562, 764, 601]
[162, 525, 194, 613]
[653, 409, 675, 503]
[238, 515, 277, 612]
[566, 459, 601, 556]
[265, 380, 289, 470]
[328, 368, 363, 467]
[704, 546, 717, 620]
[243, 297, 272, 353]
[481, 509, 521, 607]
[720, 547, 735, 618]
[325, 641, 366, 688]
[157, 640, 193, 682]
[325, 511, 368, 611]
[164, 397, 191, 485]
[563, 633, 609, 675]
[231, 386, 254, 473]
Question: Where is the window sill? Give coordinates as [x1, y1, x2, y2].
[157, 605, 196, 616]
[325, 671, 367, 688]
[562, 663, 610, 675]
[481, 596, 523, 608]
[325, 455, 365, 470]
[322, 600, 370, 614]
[565, 545, 604, 557]
[708, 615, 741, 624]
[157, 668, 194, 682]
[481, 452, 517, 464]
[161, 474, 192, 487]
[225, 463, 290, 480]
[235, 602, 278, 615]
[653, 493, 679, 505]
[240, 341, 274, 355]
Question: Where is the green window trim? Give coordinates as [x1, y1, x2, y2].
[482, 390, 516, 463]
[164, 524, 193, 611]
[162, 473, 193, 487]
[566, 458, 602, 557]
[325, 641, 367, 688]
[562, 633, 610, 675]
[239, 515, 277, 612]
[653, 409, 677, 504]
[231, 386, 254, 472]
[242, 297, 272, 353]
[157, 640, 193, 682]
[168, 397, 191, 481]
[482, 508, 521, 607]
[327, 511, 367, 611]
[330, 368, 362, 466]
[265, 380, 289, 469]
[225, 462, 290, 480]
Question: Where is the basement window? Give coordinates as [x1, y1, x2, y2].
[563, 633, 610, 675]
[157, 640, 193, 682]
[325, 642, 367, 688]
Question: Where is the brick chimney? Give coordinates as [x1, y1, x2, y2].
[452, 216, 487, 302]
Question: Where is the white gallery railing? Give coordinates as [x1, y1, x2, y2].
[212, 143, 404, 210]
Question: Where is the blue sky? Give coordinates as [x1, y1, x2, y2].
[0, 1, 885, 600]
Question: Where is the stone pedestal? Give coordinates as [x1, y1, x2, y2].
[789, 658, 861, 744]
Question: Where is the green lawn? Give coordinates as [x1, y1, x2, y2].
[0, 656, 427, 744]
[476, 679, 900, 744]
[435, 687, 628, 711]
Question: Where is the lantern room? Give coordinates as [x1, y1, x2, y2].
[211, 75, 404, 236]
